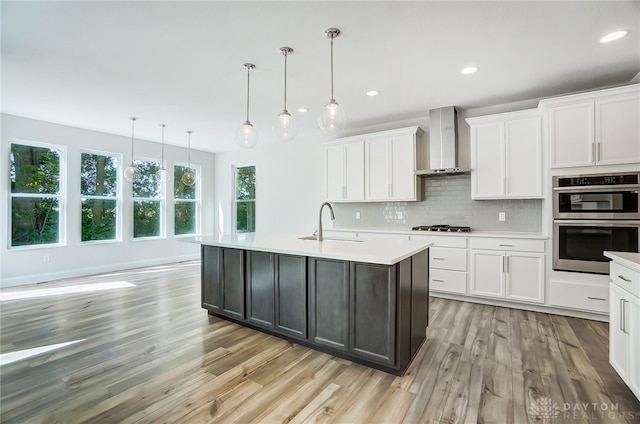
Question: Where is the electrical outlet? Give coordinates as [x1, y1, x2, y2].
[355, 212, 361, 220]
[43, 255, 51, 263]
[498, 212, 506, 222]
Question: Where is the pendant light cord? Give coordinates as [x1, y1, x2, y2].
[283, 51, 288, 111]
[245, 66, 251, 123]
[187, 131, 192, 168]
[160, 124, 166, 165]
[330, 36, 335, 102]
[129, 117, 136, 164]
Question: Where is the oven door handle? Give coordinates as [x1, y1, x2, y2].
[553, 219, 640, 226]
[553, 185, 639, 192]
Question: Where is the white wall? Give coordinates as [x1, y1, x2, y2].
[1, 114, 216, 287]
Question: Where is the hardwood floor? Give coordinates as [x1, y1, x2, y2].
[1, 261, 639, 423]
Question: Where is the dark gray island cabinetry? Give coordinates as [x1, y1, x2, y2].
[198, 233, 431, 375]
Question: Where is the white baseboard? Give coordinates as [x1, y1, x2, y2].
[0, 254, 200, 288]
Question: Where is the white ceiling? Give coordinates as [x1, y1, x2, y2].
[2, 1, 639, 153]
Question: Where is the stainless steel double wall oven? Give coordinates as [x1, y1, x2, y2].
[553, 172, 640, 274]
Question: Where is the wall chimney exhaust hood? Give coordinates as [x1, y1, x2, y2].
[415, 106, 470, 176]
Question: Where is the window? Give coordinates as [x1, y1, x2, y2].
[234, 165, 255, 233]
[81, 152, 120, 242]
[132, 159, 163, 238]
[10, 141, 64, 247]
[174, 164, 200, 235]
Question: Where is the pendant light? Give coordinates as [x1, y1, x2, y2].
[156, 123, 171, 183]
[123, 116, 139, 182]
[273, 47, 298, 142]
[181, 130, 196, 186]
[318, 28, 346, 135]
[235, 63, 259, 148]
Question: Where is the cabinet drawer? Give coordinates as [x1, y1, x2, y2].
[430, 247, 467, 271]
[429, 269, 467, 294]
[550, 281, 609, 314]
[610, 262, 640, 298]
[410, 234, 468, 248]
[470, 237, 545, 253]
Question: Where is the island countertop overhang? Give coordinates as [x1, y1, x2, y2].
[191, 233, 433, 266]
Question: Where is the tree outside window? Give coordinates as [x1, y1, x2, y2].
[132, 160, 163, 238]
[10, 142, 63, 247]
[81, 152, 119, 242]
[235, 166, 255, 233]
[174, 164, 199, 235]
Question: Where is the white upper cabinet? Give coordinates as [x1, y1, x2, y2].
[325, 141, 365, 202]
[467, 109, 542, 200]
[540, 84, 640, 168]
[325, 126, 423, 202]
[365, 131, 418, 201]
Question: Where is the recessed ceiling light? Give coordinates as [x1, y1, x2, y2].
[366, 90, 380, 97]
[297, 107, 308, 113]
[599, 30, 629, 44]
[461, 66, 479, 75]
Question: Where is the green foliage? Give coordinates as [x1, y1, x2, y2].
[174, 165, 196, 200]
[82, 199, 116, 241]
[132, 160, 160, 198]
[235, 166, 256, 233]
[10, 144, 60, 194]
[175, 202, 196, 235]
[81, 153, 117, 196]
[11, 197, 59, 246]
[134, 200, 160, 238]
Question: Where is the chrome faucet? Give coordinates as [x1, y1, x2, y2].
[318, 202, 335, 242]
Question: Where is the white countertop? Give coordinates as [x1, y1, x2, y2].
[326, 226, 548, 240]
[604, 251, 640, 273]
[191, 233, 433, 266]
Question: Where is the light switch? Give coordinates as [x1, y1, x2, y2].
[498, 212, 506, 221]
[355, 212, 361, 220]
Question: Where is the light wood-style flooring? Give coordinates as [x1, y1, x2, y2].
[1, 261, 639, 423]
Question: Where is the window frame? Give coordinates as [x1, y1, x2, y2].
[173, 161, 201, 237]
[79, 149, 123, 244]
[233, 164, 256, 234]
[8, 138, 67, 250]
[131, 157, 165, 240]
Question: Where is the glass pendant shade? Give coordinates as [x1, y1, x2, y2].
[235, 122, 259, 148]
[236, 63, 258, 149]
[124, 163, 138, 182]
[124, 116, 138, 182]
[181, 169, 195, 186]
[318, 100, 346, 135]
[273, 111, 298, 142]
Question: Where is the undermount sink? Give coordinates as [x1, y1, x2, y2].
[298, 235, 363, 243]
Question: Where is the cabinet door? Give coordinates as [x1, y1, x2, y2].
[596, 93, 640, 165]
[220, 248, 245, 320]
[365, 137, 390, 200]
[505, 117, 542, 198]
[202, 246, 221, 311]
[471, 122, 504, 198]
[629, 295, 640, 399]
[548, 102, 594, 168]
[344, 141, 365, 201]
[389, 133, 416, 200]
[325, 144, 345, 201]
[246, 251, 275, 329]
[505, 253, 544, 303]
[309, 258, 349, 351]
[609, 284, 630, 381]
[470, 250, 505, 298]
[275, 254, 307, 339]
[350, 262, 396, 365]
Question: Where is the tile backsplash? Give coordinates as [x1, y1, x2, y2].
[332, 174, 542, 232]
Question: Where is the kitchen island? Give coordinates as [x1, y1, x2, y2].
[194, 233, 432, 375]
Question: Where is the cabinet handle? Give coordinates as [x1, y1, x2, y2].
[587, 296, 606, 301]
[502, 256, 505, 273]
[597, 141, 601, 162]
[432, 257, 445, 260]
[620, 299, 627, 333]
[591, 141, 596, 163]
[499, 244, 513, 247]
[506, 256, 510, 273]
[618, 275, 632, 283]
[433, 279, 445, 282]
[342, 186, 347, 199]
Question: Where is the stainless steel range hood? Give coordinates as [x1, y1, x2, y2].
[415, 106, 470, 176]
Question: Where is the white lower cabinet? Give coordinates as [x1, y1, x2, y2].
[608, 255, 640, 400]
[470, 238, 545, 304]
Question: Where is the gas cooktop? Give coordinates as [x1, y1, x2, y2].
[412, 225, 471, 233]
